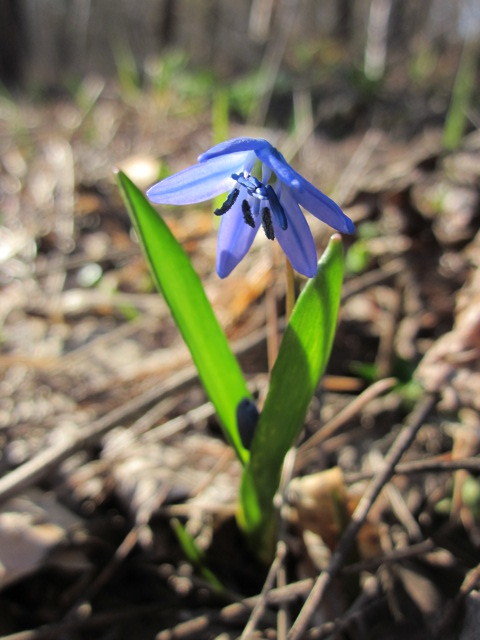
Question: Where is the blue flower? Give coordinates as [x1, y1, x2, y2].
[147, 137, 355, 278]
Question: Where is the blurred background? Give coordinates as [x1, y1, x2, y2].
[1, 0, 479, 137]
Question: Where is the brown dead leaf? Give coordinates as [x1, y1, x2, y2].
[286, 467, 381, 557]
[0, 489, 85, 589]
[416, 242, 480, 410]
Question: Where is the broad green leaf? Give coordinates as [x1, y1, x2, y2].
[117, 171, 250, 464]
[239, 236, 344, 555]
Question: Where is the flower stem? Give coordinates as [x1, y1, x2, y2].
[285, 257, 296, 319]
[266, 285, 279, 372]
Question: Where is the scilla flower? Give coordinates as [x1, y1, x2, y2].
[147, 137, 354, 278]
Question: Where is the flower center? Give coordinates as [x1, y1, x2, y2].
[232, 172, 268, 200]
[213, 171, 288, 241]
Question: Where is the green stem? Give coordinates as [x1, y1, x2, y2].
[285, 258, 296, 319]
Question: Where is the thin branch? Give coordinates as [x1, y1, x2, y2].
[342, 538, 436, 575]
[239, 542, 288, 640]
[345, 455, 480, 483]
[296, 377, 397, 467]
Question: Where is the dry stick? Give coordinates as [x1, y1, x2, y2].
[296, 377, 397, 467]
[342, 538, 436, 575]
[276, 548, 290, 640]
[239, 542, 288, 640]
[345, 455, 480, 483]
[66, 526, 141, 621]
[341, 258, 404, 301]
[276, 447, 299, 639]
[306, 578, 385, 640]
[287, 392, 438, 640]
[142, 400, 217, 444]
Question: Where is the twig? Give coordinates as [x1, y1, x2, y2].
[306, 578, 384, 639]
[65, 526, 141, 621]
[287, 392, 438, 640]
[296, 377, 397, 467]
[383, 482, 423, 541]
[345, 455, 480, 483]
[341, 259, 404, 301]
[342, 538, 436, 575]
[239, 542, 288, 640]
[275, 448, 298, 640]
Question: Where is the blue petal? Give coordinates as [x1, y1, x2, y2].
[256, 146, 355, 234]
[216, 191, 259, 278]
[147, 151, 252, 205]
[291, 188, 355, 234]
[273, 187, 317, 278]
[198, 138, 269, 163]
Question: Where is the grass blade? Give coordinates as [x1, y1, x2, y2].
[443, 40, 478, 151]
[239, 235, 345, 555]
[171, 518, 225, 593]
[117, 171, 250, 464]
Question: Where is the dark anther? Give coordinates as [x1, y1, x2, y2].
[214, 188, 239, 216]
[262, 207, 275, 240]
[242, 200, 255, 228]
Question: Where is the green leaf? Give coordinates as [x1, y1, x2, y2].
[171, 518, 225, 592]
[117, 171, 250, 464]
[239, 236, 344, 556]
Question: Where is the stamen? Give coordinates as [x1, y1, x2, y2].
[262, 207, 275, 240]
[266, 185, 288, 230]
[214, 188, 239, 216]
[242, 200, 255, 228]
[231, 173, 268, 199]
